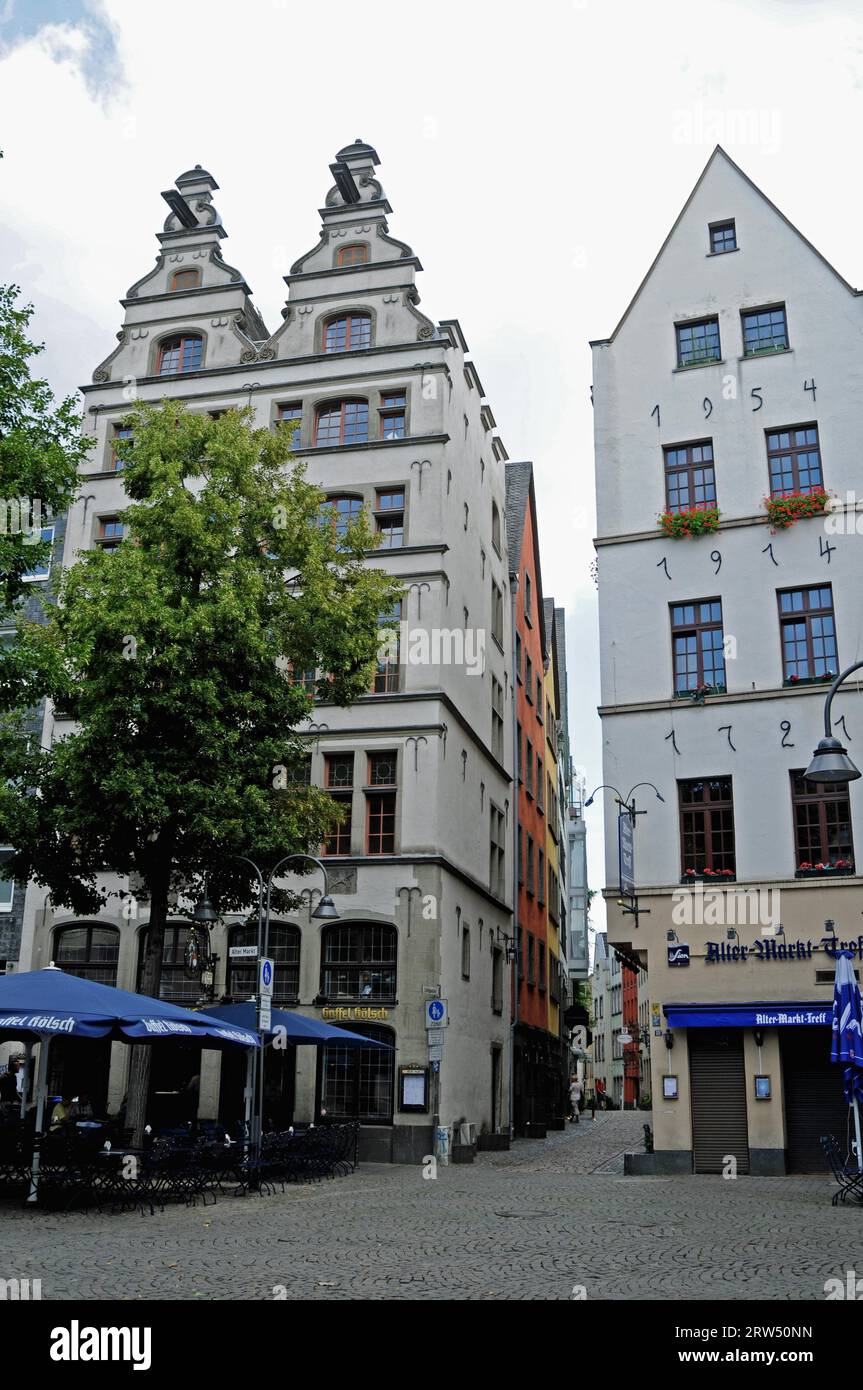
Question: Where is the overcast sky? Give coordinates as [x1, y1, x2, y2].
[2, 0, 862, 939]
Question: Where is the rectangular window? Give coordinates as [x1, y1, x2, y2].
[366, 752, 397, 854]
[461, 925, 471, 980]
[525, 655, 533, 701]
[671, 599, 726, 694]
[379, 392, 406, 441]
[790, 771, 854, 869]
[678, 777, 736, 876]
[374, 604, 401, 693]
[22, 526, 54, 583]
[742, 305, 788, 356]
[516, 722, 523, 784]
[492, 948, 503, 1014]
[710, 220, 736, 254]
[325, 752, 354, 789]
[491, 677, 504, 762]
[96, 516, 124, 551]
[491, 580, 504, 647]
[324, 793, 352, 855]
[0, 848, 14, 913]
[766, 424, 822, 497]
[289, 665, 316, 696]
[663, 440, 716, 514]
[490, 803, 506, 898]
[779, 586, 837, 682]
[526, 835, 535, 895]
[538, 942, 546, 993]
[537, 754, 544, 811]
[515, 633, 522, 683]
[374, 488, 405, 548]
[524, 573, 532, 625]
[525, 739, 534, 797]
[676, 317, 721, 368]
[527, 934, 535, 986]
[536, 675, 542, 709]
[278, 402, 302, 426]
[517, 827, 524, 885]
[110, 424, 133, 471]
[538, 846, 545, 904]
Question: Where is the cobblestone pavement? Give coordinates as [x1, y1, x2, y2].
[2, 1111, 861, 1301]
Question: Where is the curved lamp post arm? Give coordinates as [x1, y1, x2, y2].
[584, 783, 625, 809]
[625, 782, 665, 806]
[824, 661, 863, 737]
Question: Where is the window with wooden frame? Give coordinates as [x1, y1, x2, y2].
[320, 923, 397, 1001]
[96, 516, 124, 551]
[671, 599, 726, 694]
[779, 586, 837, 682]
[157, 334, 203, 375]
[169, 268, 201, 292]
[54, 924, 119, 986]
[491, 677, 504, 762]
[537, 846, 545, 904]
[336, 243, 369, 268]
[138, 923, 202, 1003]
[365, 751, 397, 854]
[709, 220, 736, 254]
[663, 440, 716, 514]
[379, 392, 406, 440]
[490, 803, 505, 898]
[525, 739, 534, 797]
[314, 399, 369, 447]
[323, 313, 372, 353]
[678, 777, 736, 876]
[110, 424, 133, 471]
[288, 665, 317, 697]
[790, 771, 854, 870]
[373, 604, 401, 693]
[229, 921, 299, 1002]
[277, 402, 302, 437]
[374, 488, 404, 548]
[675, 316, 721, 367]
[319, 494, 364, 539]
[323, 799, 352, 856]
[766, 424, 822, 497]
[526, 835, 535, 895]
[22, 526, 54, 583]
[491, 502, 502, 555]
[525, 654, 533, 701]
[537, 754, 544, 811]
[742, 304, 788, 356]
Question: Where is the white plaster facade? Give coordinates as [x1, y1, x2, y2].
[17, 144, 520, 1161]
[592, 147, 863, 1172]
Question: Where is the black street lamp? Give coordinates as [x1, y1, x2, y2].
[804, 661, 863, 785]
[584, 782, 664, 929]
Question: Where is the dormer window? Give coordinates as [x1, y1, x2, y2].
[158, 334, 203, 375]
[169, 268, 201, 292]
[336, 244, 369, 268]
[324, 313, 371, 353]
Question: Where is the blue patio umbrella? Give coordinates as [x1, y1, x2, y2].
[831, 951, 863, 1172]
[0, 967, 260, 1200]
[204, 1002, 393, 1049]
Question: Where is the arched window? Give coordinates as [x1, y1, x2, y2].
[314, 399, 369, 447]
[492, 502, 502, 554]
[319, 494, 364, 538]
[319, 1023, 394, 1124]
[323, 313, 371, 353]
[157, 334, 203, 375]
[169, 268, 201, 292]
[137, 921, 200, 1002]
[320, 922, 397, 1001]
[54, 924, 119, 986]
[336, 244, 369, 268]
[228, 921, 300, 1003]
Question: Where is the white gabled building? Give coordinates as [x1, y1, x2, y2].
[593, 147, 863, 1174]
[19, 142, 520, 1161]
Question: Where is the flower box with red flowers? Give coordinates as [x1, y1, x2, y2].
[795, 860, 854, 879]
[784, 671, 836, 688]
[659, 505, 721, 539]
[764, 488, 830, 532]
[680, 867, 736, 883]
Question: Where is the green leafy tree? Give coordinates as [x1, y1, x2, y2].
[0, 284, 88, 617]
[0, 402, 401, 1138]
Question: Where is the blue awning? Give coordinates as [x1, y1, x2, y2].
[664, 1002, 832, 1029]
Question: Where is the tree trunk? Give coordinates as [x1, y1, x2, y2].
[125, 864, 171, 1145]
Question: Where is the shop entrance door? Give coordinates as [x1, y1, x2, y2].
[781, 1026, 849, 1172]
[689, 1028, 749, 1174]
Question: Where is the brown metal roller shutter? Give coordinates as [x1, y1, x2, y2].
[689, 1028, 750, 1174]
[781, 1026, 849, 1173]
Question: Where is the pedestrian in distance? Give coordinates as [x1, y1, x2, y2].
[569, 1074, 583, 1124]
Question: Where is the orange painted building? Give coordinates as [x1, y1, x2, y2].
[506, 462, 567, 1132]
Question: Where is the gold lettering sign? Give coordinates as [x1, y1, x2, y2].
[320, 1006, 390, 1022]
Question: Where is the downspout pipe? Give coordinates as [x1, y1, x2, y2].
[509, 573, 520, 1140]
